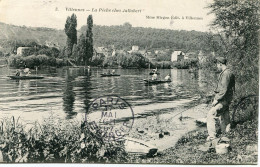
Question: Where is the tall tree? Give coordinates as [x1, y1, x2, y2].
[85, 15, 93, 65]
[208, 0, 259, 99]
[72, 44, 78, 63]
[77, 33, 86, 65]
[64, 13, 77, 59]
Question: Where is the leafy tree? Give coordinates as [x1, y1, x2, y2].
[85, 15, 93, 65]
[72, 44, 78, 63]
[77, 33, 86, 65]
[208, 0, 259, 98]
[208, 0, 259, 122]
[64, 13, 77, 59]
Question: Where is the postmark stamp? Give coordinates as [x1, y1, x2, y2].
[85, 95, 134, 142]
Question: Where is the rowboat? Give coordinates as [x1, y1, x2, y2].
[100, 73, 120, 77]
[144, 79, 171, 85]
[149, 72, 160, 75]
[124, 137, 158, 156]
[8, 76, 44, 80]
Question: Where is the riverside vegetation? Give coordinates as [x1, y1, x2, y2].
[0, 0, 258, 164]
[0, 116, 127, 163]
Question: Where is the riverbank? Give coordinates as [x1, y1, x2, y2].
[128, 116, 258, 164]
[0, 101, 257, 164]
[128, 103, 210, 151]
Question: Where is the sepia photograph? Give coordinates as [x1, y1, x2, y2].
[0, 0, 258, 165]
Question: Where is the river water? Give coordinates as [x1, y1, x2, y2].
[0, 67, 216, 124]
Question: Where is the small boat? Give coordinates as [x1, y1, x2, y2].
[100, 73, 120, 77]
[0, 65, 7, 68]
[8, 76, 44, 80]
[124, 137, 158, 156]
[144, 79, 171, 85]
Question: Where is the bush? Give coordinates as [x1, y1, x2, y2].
[173, 59, 198, 69]
[0, 116, 127, 163]
[8, 54, 66, 68]
[151, 61, 172, 69]
[103, 52, 149, 68]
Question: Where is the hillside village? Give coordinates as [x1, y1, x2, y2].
[0, 21, 219, 69]
[13, 43, 212, 68]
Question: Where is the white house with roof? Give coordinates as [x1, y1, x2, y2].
[17, 47, 32, 55]
[132, 45, 139, 51]
[171, 51, 185, 62]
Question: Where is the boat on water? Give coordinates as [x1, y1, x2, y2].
[149, 72, 160, 75]
[100, 73, 120, 77]
[144, 79, 171, 85]
[8, 76, 44, 80]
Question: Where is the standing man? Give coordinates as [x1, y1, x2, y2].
[207, 57, 235, 142]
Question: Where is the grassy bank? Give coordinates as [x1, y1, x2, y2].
[0, 116, 127, 163]
[128, 119, 258, 164]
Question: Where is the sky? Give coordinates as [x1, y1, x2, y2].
[0, 0, 215, 32]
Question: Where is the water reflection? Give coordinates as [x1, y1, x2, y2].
[0, 67, 217, 121]
[63, 69, 76, 119]
[17, 80, 30, 95]
[81, 69, 92, 113]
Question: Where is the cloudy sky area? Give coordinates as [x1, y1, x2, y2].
[0, 0, 215, 32]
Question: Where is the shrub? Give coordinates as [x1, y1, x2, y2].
[8, 54, 65, 68]
[173, 59, 198, 69]
[0, 116, 127, 163]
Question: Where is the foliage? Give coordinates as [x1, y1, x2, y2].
[79, 24, 210, 51]
[154, 50, 172, 62]
[0, 116, 128, 163]
[64, 14, 77, 58]
[103, 52, 149, 68]
[8, 54, 66, 68]
[151, 61, 172, 69]
[172, 59, 198, 69]
[85, 15, 94, 66]
[77, 34, 87, 65]
[0, 22, 66, 53]
[208, 0, 259, 120]
[91, 54, 105, 66]
[37, 47, 60, 58]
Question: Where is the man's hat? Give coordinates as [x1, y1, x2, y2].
[216, 57, 227, 64]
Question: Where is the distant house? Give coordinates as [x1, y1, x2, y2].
[171, 51, 185, 62]
[45, 41, 60, 49]
[94, 47, 109, 57]
[198, 50, 207, 63]
[132, 45, 139, 51]
[112, 49, 127, 56]
[17, 47, 32, 56]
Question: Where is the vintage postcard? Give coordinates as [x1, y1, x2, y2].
[0, 0, 258, 165]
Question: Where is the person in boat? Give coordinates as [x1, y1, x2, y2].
[107, 70, 111, 74]
[164, 74, 171, 81]
[205, 57, 235, 149]
[151, 73, 158, 81]
[15, 70, 21, 76]
[112, 69, 115, 74]
[24, 68, 31, 76]
[152, 68, 158, 74]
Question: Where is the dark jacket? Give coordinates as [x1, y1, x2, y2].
[214, 68, 235, 104]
